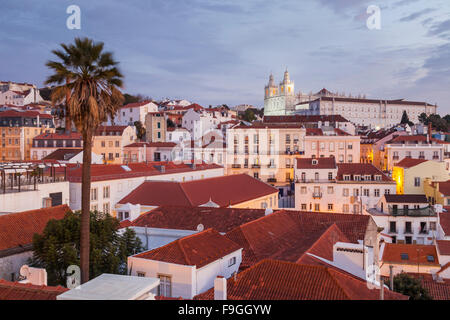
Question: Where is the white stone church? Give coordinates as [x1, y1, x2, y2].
[263, 70, 437, 128]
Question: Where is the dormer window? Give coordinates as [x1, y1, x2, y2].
[354, 175, 361, 181]
[343, 175, 350, 181]
[312, 159, 318, 165]
[374, 175, 382, 181]
[364, 175, 371, 181]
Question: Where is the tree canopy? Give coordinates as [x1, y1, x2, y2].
[31, 211, 143, 286]
[391, 273, 432, 300]
[418, 112, 449, 132]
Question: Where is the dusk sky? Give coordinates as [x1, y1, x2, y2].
[1, 0, 449, 112]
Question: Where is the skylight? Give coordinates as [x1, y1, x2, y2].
[121, 165, 131, 172]
[400, 253, 409, 260]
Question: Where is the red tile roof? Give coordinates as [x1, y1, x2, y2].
[121, 100, 155, 109]
[436, 181, 450, 196]
[388, 135, 449, 145]
[296, 157, 336, 169]
[126, 206, 266, 233]
[406, 273, 450, 300]
[337, 163, 393, 182]
[319, 96, 435, 106]
[225, 210, 370, 269]
[95, 125, 128, 135]
[0, 280, 68, 300]
[42, 148, 82, 160]
[436, 240, 450, 256]
[67, 162, 222, 182]
[263, 115, 349, 123]
[118, 174, 278, 207]
[0, 205, 70, 253]
[194, 260, 407, 300]
[0, 109, 53, 119]
[382, 243, 440, 266]
[384, 194, 428, 203]
[440, 212, 450, 236]
[33, 132, 82, 140]
[395, 158, 428, 168]
[133, 228, 241, 268]
[124, 142, 177, 148]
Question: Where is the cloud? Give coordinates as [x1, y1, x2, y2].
[399, 8, 436, 22]
[427, 19, 450, 37]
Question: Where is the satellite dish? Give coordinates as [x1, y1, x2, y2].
[196, 224, 204, 232]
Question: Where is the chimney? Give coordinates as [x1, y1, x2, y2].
[19, 265, 47, 286]
[214, 276, 227, 300]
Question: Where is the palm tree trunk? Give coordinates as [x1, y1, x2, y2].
[65, 77, 72, 133]
[80, 129, 93, 283]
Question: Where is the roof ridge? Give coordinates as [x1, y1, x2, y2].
[326, 268, 353, 300]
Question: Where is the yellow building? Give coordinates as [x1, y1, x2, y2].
[0, 110, 55, 161]
[392, 158, 450, 195]
[92, 125, 136, 164]
[424, 178, 450, 206]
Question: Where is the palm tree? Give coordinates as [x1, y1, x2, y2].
[45, 38, 124, 283]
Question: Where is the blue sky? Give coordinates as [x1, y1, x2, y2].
[0, 0, 449, 112]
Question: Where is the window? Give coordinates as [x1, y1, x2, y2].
[343, 175, 350, 181]
[343, 204, 349, 213]
[103, 186, 110, 198]
[343, 188, 349, 196]
[374, 189, 380, 197]
[300, 186, 307, 194]
[103, 202, 110, 214]
[327, 186, 334, 194]
[314, 203, 320, 211]
[384, 189, 391, 195]
[405, 236, 412, 244]
[228, 256, 237, 267]
[328, 204, 333, 211]
[115, 141, 120, 147]
[430, 222, 436, 231]
[427, 255, 435, 262]
[137, 272, 146, 277]
[328, 172, 333, 180]
[400, 253, 409, 260]
[301, 204, 307, 210]
[90, 188, 98, 201]
[414, 177, 420, 187]
[389, 221, 396, 233]
[363, 189, 369, 197]
[157, 275, 172, 297]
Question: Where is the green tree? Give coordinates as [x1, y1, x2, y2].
[400, 110, 414, 126]
[418, 112, 428, 124]
[45, 38, 124, 283]
[31, 211, 143, 286]
[167, 118, 176, 128]
[391, 273, 432, 300]
[242, 109, 256, 122]
[134, 121, 146, 140]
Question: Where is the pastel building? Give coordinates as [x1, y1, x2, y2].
[294, 157, 396, 213]
[392, 158, 450, 195]
[92, 125, 136, 164]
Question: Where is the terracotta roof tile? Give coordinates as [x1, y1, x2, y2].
[133, 229, 241, 268]
[0, 280, 68, 300]
[394, 158, 428, 168]
[194, 260, 407, 300]
[382, 243, 439, 266]
[337, 163, 392, 182]
[440, 212, 450, 236]
[225, 210, 370, 269]
[118, 174, 278, 207]
[0, 205, 70, 252]
[296, 157, 336, 169]
[436, 240, 450, 256]
[384, 194, 428, 203]
[407, 273, 450, 300]
[127, 206, 266, 233]
[67, 161, 222, 182]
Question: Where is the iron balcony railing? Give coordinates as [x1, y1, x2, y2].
[388, 206, 436, 217]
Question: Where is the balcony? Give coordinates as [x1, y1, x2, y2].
[231, 164, 241, 168]
[267, 178, 277, 183]
[404, 228, 413, 234]
[388, 229, 398, 234]
[419, 228, 428, 234]
[251, 164, 261, 168]
[388, 206, 436, 217]
[312, 192, 322, 199]
[295, 179, 336, 183]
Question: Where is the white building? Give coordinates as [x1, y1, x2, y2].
[294, 157, 396, 213]
[127, 229, 242, 299]
[368, 195, 440, 245]
[105, 101, 158, 126]
[68, 162, 225, 213]
[0, 82, 44, 106]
